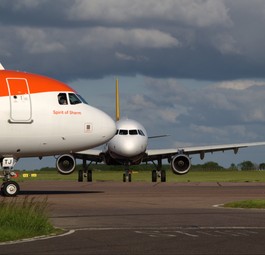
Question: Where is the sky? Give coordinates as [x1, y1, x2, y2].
[1, 0, 265, 170]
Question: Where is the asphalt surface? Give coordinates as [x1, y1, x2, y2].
[1, 181, 265, 254]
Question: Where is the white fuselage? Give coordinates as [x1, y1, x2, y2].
[106, 119, 148, 164]
[0, 70, 116, 159]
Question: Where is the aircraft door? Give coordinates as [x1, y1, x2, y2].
[6, 78, 32, 123]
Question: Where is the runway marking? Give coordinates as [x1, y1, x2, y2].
[133, 228, 261, 239]
[0, 229, 75, 246]
[174, 231, 199, 237]
[74, 226, 264, 240]
[1, 226, 264, 245]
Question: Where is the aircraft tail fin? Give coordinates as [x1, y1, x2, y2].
[0, 63, 5, 70]
[116, 78, 120, 121]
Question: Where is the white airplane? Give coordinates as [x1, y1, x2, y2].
[0, 64, 116, 196]
[74, 79, 265, 182]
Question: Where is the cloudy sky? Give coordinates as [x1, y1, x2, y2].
[1, 0, 265, 170]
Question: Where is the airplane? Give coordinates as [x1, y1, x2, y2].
[0, 64, 116, 196]
[73, 79, 265, 182]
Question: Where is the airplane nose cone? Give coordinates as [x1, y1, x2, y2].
[91, 108, 116, 146]
[110, 138, 145, 158]
[120, 141, 138, 157]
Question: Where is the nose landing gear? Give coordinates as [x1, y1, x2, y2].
[1, 158, 20, 197]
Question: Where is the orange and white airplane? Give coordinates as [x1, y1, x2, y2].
[74, 79, 265, 182]
[0, 64, 116, 196]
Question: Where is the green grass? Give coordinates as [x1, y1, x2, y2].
[15, 166, 265, 183]
[0, 196, 57, 242]
[224, 200, 265, 209]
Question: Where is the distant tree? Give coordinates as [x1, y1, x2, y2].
[229, 163, 238, 170]
[259, 163, 265, 170]
[237, 161, 256, 171]
[202, 161, 224, 170]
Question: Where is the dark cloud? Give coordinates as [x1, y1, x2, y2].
[1, 0, 265, 81]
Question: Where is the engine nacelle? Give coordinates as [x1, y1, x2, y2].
[56, 154, 76, 175]
[171, 154, 191, 175]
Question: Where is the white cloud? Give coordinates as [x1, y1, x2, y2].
[158, 108, 178, 123]
[115, 52, 148, 62]
[68, 0, 232, 27]
[216, 80, 265, 90]
[212, 33, 241, 55]
[80, 28, 180, 49]
[11, 0, 43, 10]
[16, 28, 65, 54]
[129, 94, 155, 110]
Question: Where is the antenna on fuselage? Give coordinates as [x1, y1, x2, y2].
[116, 78, 120, 121]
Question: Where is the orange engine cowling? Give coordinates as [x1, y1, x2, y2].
[56, 154, 76, 175]
[171, 154, 191, 175]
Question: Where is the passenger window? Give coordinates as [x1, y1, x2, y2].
[69, 93, 82, 105]
[58, 93, 68, 105]
[119, 130, 128, 135]
[129, 130, 138, 135]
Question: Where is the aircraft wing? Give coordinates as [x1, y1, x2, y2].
[73, 149, 104, 162]
[144, 141, 265, 162]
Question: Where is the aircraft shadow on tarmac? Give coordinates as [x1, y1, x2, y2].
[19, 190, 104, 195]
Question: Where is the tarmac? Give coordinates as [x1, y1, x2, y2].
[1, 180, 265, 254]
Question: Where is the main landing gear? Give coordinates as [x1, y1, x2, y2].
[151, 159, 166, 183]
[1, 158, 20, 197]
[78, 159, 93, 182]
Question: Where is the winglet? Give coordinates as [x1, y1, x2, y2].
[116, 78, 120, 121]
[0, 63, 5, 70]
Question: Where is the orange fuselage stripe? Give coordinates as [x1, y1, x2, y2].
[0, 70, 74, 97]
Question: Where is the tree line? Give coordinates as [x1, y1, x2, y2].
[192, 161, 265, 171]
[35, 160, 265, 172]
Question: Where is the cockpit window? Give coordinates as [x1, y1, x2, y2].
[119, 129, 128, 135]
[117, 129, 145, 136]
[58, 93, 68, 105]
[76, 94, 88, 104]
[138, 130, 145, 136]
[129, 130, 138, 135]
[69, 93, 82, 105]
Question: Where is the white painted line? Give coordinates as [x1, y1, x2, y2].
[0, 229, 75, 246]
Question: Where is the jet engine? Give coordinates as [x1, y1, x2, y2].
[171, 154, 191, 175]
[56, 154, 76, 175]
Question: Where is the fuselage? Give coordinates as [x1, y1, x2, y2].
[0, 70, 116, 158]
[105, 118, 148, 165]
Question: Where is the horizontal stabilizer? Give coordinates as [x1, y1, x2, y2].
[0, 63, 5, 70]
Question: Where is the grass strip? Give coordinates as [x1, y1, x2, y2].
[16, 169, 265, 183]
[0, 196, 56, 242]
[224, 199, 265, 209]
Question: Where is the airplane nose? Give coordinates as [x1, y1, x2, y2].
[94, 109, 116, 144]
[116, 140, 143, 157]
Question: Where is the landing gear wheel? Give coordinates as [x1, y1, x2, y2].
[152, 170, 157, 182]
[123, 173, 132, 182]
[161, 170, 166, 182]
[1, 183, 4, 194]
[78, 170, 83, 182]
[123, 173, 126, 182]
[2, 181, 20, 197]
[87, 170, 92, 182]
